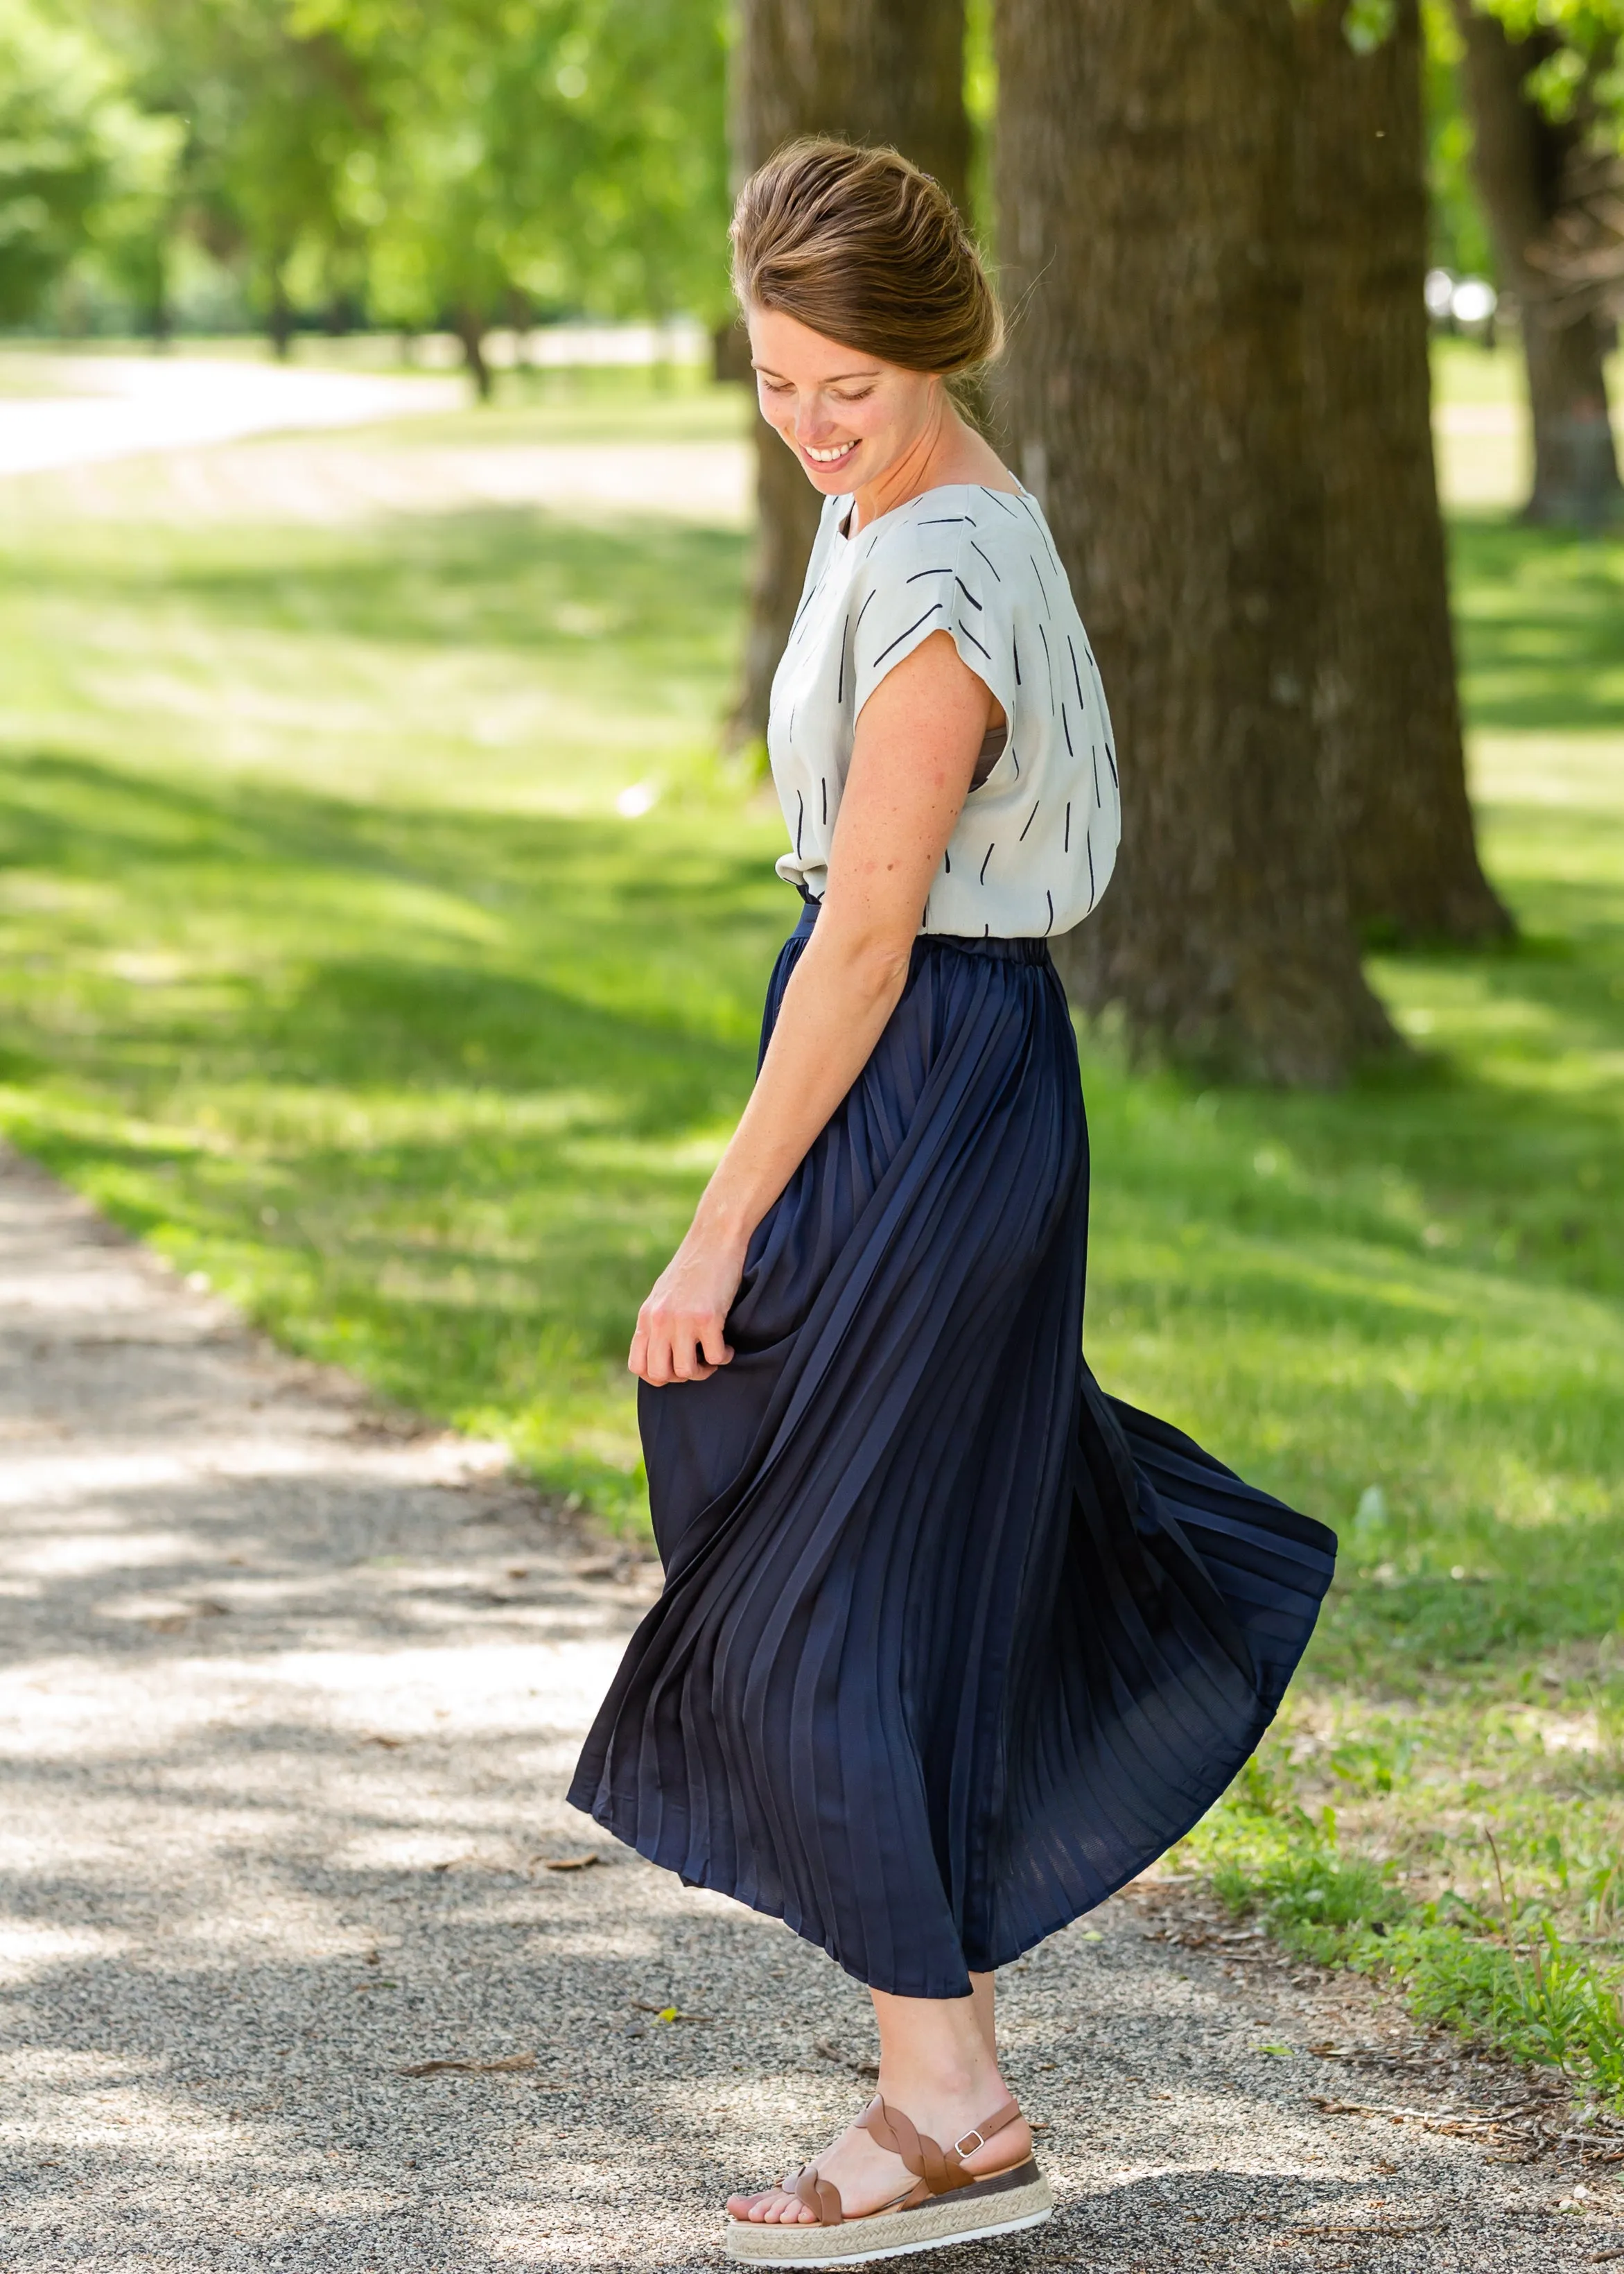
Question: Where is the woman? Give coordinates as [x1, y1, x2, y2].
[569, 140, 1336, 2265]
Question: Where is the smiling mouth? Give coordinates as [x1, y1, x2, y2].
[803, 440, 857, 466]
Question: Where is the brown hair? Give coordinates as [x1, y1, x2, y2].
[730, 139, 1002, 377]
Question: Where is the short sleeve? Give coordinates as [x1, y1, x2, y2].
[848, 501, 1018, 727]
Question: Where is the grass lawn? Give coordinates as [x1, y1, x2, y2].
[2, 344, 1623, 2092]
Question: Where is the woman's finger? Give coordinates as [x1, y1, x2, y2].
[699, 1316, 734, 1368]
[642, 1324, 675, 1387]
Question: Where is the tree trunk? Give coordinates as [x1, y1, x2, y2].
[1298, 0, 1510, 945]
[1449, 1, 1623, 526]
[455, 307, 494, 403]
[994, 0, 1394, 1084]
[727, 0, 970, 747]
[267, 268, 295, 361]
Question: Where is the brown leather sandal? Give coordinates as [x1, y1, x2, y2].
[724, 2093, 1053, 2264]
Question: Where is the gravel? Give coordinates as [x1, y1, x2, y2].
[1, 1141, 1614, 2271]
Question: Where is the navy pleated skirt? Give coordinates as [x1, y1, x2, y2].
[567, 901, 1336, 1998]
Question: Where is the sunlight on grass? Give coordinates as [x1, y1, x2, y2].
[3, 349, 1624, 2090]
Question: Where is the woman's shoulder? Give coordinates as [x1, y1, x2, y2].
[856, 483, 1058, 590]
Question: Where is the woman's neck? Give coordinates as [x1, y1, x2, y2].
[848, 396, 1014, 533]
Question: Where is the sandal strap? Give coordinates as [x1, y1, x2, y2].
[789, 2163, 844, 2225]
[856, 2094, 1025, 2198]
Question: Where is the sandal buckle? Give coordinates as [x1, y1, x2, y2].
[952, 2125, 986, 2158]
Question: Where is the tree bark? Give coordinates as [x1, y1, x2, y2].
[1449, 1, 1623, 526]
[727, 0, 970, 747]
[267, 266, 295, 361]
[1298, 0, 1510, 944]
[994, 0, 1394, 1084]
[455, 307, 494, 403]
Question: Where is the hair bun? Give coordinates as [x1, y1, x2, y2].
[731, 139, 1002, 377]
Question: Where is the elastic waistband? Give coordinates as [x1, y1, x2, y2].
[790, 893, 1054, 966]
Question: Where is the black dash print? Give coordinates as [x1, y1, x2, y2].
[1030, 551, 1051, 609]
[821, 776, 828, 826]
[1092, 746, 1102, 803]
[1044, 889, 1054, 936]
[979, 843, 994, 884]
[1010, 746, 1020, 779]
[1020, 800, 1040, 842]
[1105, 735, 1119, 789]
[1013, 632, 1022, 686]
[855, 589, 878, 636]
[953, 577, 983, 611]
[919, 514, 970, 525]
[787, 584, 817, 641]
[1038, 619, 1054, 698]
[944, 847, 951, 874]
[1064, 800, 1072, 852]
[795, 790, 805, 858]
[905, 568, 956, 584]
[837, 613, 849, 704]
[1067, 636, 1086, 709]
[984, 922, 990, 937]
[969, 538, 1002, 582]
[979, 487, 1020, 516]
[869, 603, 943, 669]
[959, 619, 992, 661]
[1061, 701, 1074, 756]
[1015, 490, 1063, 573]
[1087, 838, 1097, 908]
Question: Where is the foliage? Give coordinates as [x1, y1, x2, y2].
[1469, 0, 1624, 134]
[338, 0, 732, 358]
[1182, 1737, 1624, 2106]
[0, 0, 179, 327]
[58, 0, 729, 350]
[1424, 0, 1499, 272]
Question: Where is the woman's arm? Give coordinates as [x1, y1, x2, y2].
[630, 629, 993, 1386]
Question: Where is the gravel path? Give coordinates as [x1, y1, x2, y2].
[1, 1143, 1614, 2271]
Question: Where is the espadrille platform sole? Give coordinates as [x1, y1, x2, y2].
[723, 2160, 1054, 2265]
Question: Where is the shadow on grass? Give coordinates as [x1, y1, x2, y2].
[4, 738, 1624, 1633]
[0, 502, 751, 675]
[1451, 511, 1624, 735]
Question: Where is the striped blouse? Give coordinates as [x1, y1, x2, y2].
[767, 480, 1120, 938]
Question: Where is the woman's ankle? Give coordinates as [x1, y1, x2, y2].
[873, 2053, 1007, 2120]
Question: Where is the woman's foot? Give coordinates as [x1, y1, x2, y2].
[726, 2086, 1032, 2225]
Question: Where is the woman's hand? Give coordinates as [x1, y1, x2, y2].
[629, 1219, 749, 1385]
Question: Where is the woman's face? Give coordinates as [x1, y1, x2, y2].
[747, 305, 938, 496]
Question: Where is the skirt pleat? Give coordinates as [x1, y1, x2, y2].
[567, 904, 1336, 1997]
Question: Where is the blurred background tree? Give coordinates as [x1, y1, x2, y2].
[345, 0, 731, 393]
[59, 0, 728, 372]
[1299, 0, 1511, 948]
[0, 0, 179, 329]
[1447, 0, 1623, 520]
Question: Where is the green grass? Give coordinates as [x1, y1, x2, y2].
[1, 347, 1623, 2090]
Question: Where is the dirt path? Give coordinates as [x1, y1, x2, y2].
[0, 1143, 1613, 2271]
[0, 355, 470, 477]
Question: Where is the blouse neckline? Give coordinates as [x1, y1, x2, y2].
[835, 476, 1029, 545]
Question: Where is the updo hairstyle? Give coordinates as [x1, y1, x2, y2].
[729, 139, 1002, 379]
